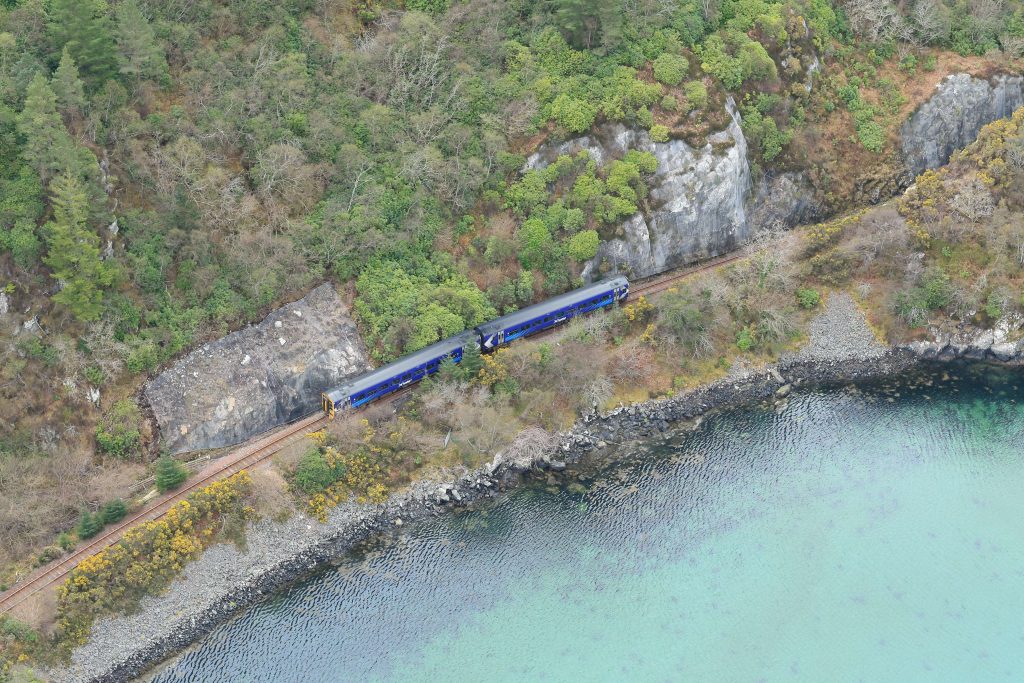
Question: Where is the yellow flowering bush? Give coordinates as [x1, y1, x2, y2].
[56, 472, 253, 646]
[622, 295, 654, 324]
[803, 211, 865, 255]
[478, 348, 509, 387]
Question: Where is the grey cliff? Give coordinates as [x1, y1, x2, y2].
[145, 284, 370, 455]
[524, 104, 820, 281]
[901, 72, 1024, 178]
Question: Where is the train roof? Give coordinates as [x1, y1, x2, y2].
[475, 276, 628, 336]
[325, 331, 477, 402]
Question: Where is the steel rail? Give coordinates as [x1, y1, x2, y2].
[0, 412, 326, 616]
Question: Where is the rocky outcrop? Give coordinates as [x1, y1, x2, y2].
[747, 170, 825, 232]
[900, 73, 1024, 178]
[145, 284, 370, 455]
[901, 314, 1024, 364]
[526, 103, 753, 280]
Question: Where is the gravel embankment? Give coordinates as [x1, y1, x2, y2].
[789, 292, 886, 363]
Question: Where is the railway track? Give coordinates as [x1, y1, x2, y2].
[0, 247, 757, 618]
[631, 246, 754, 298]
[0, 412, 328, 617]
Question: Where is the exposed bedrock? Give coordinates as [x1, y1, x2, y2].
[525, 104, 820, 281]
[144, 284, 370, 455]
[901, 72, 1024, 178]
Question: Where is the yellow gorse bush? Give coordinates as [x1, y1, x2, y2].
[306, 444, 390, 522]
[804, 211, 865, 254]
[622, 295, 654, 323]
[56, 471, 253, 646]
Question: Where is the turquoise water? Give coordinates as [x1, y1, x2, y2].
[151, 365, 1024, 682]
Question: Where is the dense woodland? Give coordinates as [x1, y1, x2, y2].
[1, 0, 1024, 672]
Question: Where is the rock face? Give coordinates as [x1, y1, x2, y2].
[748, 170, 824, 232]
[526, 103, 752, 280]
[901, 314, 1024, 364]
[145, 284, 370, 455]
[900, 73, 1024, 178]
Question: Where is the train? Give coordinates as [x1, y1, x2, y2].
[322, 276, 630, 417]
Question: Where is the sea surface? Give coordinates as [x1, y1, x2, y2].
[150, 364, 1024, 682]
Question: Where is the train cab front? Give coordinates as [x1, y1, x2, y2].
[322, 392, 336, 419]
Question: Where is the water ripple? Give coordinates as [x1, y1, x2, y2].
[151, 365, 1024, 683]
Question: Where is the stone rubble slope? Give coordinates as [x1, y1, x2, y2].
[788, 292, 887, 364]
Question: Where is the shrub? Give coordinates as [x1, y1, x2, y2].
[634, 106, 654, 128]
[796, 287, 821, 309]
[95, 399, 142, 459]
[653, 53, 688, 86]
[155, 456, 187, 493]
[58, 472, 253, 646]
[683, 81, 708, 110]
[650, 124, 670, 142]
[293, 450, 342, 495]
[856, 120, 886, 152]
[736, 326, 755, 351]
[661, 95, 678, 111]
[100, 499, 128, 525]
[566, 229, 600, 261]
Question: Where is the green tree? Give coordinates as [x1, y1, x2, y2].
[653, 53, 688, 86]
[566, 229, 600, 261]
[52, 47, 86, 118]
[16, 74, 74, 182]
[550, 93, 597, 134]
[458, 342, 484, 380]
[657, 286, 714, 355]
[47, 0, 120, 89]
[115, 0, 167, 84]
[42, 172, 114, 322]
[155, 456, 187, 493]
[100, 499, 128, 525]
[76, 510, 104, 539]
[549, 0, 622, 52]
[517, 217, 554, 270]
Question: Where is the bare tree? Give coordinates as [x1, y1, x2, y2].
[911, 0, 950, 44]
[844, 0, 906, 43]
[951, 178, 995, 223]
[503, 427, 557, 467]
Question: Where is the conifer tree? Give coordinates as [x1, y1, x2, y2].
[16, 74, 74, 182]
[42, 172, 113, 321]
[52, 47, 86, 119]
[155, 456, 187, 493]
[100, 499, 128, 525]
[115, 0, 167, 84]
[47, 0, 120, 89]
[77, 510, 103, 539]
[459, 343, 484, 381]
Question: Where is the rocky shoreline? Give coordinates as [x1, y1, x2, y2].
[50, 296, 1023, 682]
[53, 355, 921, 682]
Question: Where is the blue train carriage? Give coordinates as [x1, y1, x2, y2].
[322, 331, 478, 417]
[475, 276, 629, 351]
